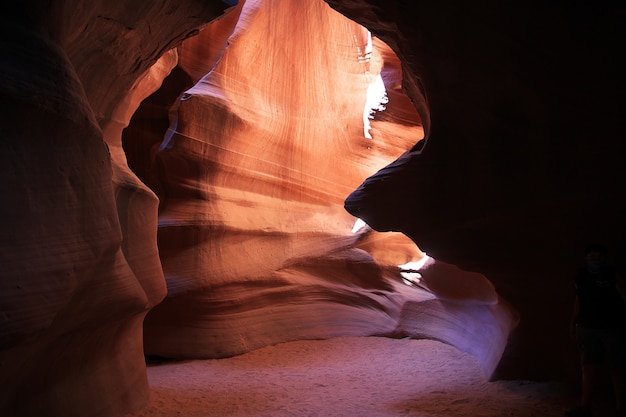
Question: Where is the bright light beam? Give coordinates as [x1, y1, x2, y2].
[361, 31, 388, 139]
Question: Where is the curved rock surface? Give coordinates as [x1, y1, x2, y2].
[329, 0, 626, 379]
[125, 0, 515, 380]
[0, 2, 232, 417]
[2, 0, 624, 416]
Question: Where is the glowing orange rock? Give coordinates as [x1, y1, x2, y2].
[138, 0, 516, 380]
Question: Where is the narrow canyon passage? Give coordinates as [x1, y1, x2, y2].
[2, 1, 624, 416]
[121, 0, 515, 379]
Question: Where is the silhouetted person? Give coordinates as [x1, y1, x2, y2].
[567, 244, 626, 417]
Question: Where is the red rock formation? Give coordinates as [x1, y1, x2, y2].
[2, 0, 624, 416]
[124, 0, 516, 381]
[0, 2, 233, 417]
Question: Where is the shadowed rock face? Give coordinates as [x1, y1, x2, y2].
[0, 1, 232, 417]
[327, 0, 626, 379]
[1, 0, 624, 416]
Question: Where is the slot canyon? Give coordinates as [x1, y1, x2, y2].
[1, 0, 624, 416]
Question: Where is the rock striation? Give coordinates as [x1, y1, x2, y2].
[122, 0, 516, 381]
[0, 1, 232, 416]
[3, 0, 624, 416]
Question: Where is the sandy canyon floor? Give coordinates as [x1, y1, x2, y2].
[122, 336, 599, 417]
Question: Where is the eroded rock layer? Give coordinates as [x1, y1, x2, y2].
[132, 0, 516, 381]
[0, 2, 232, 417]
[4, 0, 619, 416]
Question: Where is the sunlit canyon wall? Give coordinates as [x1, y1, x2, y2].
[123, 0, 514, 376]
[1, 1, 517, 416]
[1, 0, 624, 416]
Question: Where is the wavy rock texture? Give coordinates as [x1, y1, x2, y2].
[124, 0, 517, 382]
[3, 0, 620, 416]
[0, 2, 232, 417]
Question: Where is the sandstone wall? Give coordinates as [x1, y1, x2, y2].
[0, 2, 232, 416]
[3, 0, 621, 416]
